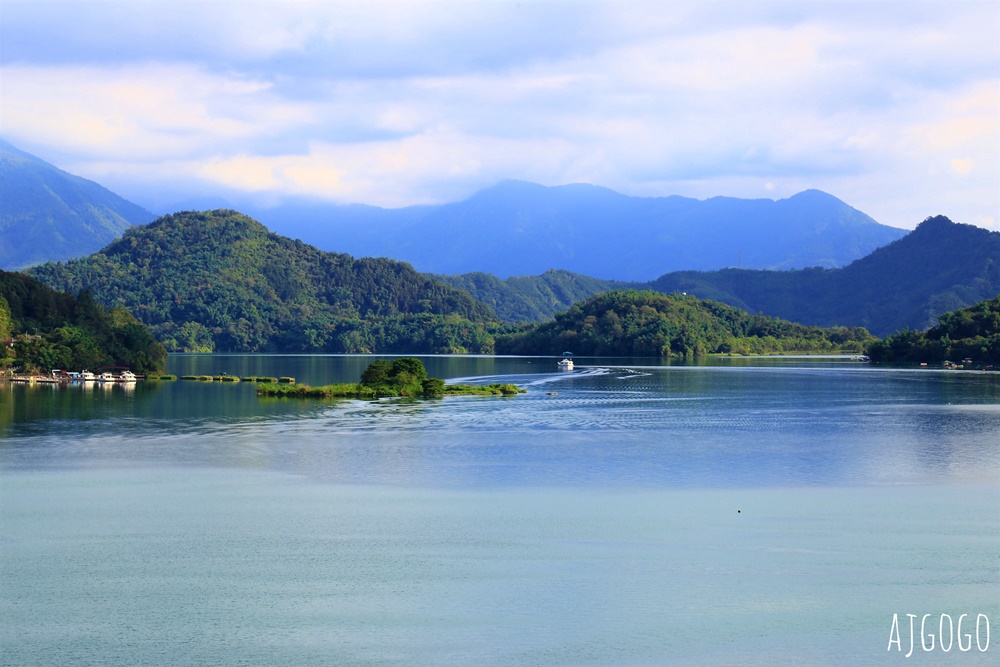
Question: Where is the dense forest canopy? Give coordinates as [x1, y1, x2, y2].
[495, 289, 873, 357]
[431, 269, 626, 323]
[27, 210, 505, 354]
[866, 297, 1000, 365]
[0, 269, 166, 373]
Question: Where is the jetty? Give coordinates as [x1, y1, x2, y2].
[5, 369, 146, 384]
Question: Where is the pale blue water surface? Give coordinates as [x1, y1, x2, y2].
[1, 355, 998, 666]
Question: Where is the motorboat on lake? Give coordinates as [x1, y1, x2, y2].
[118, 370, 137, 383]
[557, 358, 574, 370]
[98, 372, 116, 383]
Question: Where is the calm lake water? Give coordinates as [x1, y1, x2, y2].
[2, 355, 998, 666]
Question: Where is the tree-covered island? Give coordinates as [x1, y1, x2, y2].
[256, 357, 524, 399]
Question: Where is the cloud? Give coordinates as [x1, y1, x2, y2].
[0, 0, 997, 229]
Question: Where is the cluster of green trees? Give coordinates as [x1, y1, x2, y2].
[359, 357, 433, 395]
[28, 210, 501, 354]
[866, 297, 1000, 365]
[495, 290, 873, 357]
[257, 357, 523, 399]
[0, 270, 166, 374]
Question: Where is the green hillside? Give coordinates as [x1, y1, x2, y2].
[431, 269, 625, 322]
[27, 210, 503, 354]
[495, 289, 872, 357]
[429, 217, 998, 336]
[645, 216, 1000, 336]
[867, 297, 1000, 365]
[0, 269, 166, 374]
[0, 140, 155, 270]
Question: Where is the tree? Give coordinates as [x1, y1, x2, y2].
[389, 357, 428, 383]
[421, 378, 446, 396]
[360, 359, 392, 386]
[0, 295, 12, 341]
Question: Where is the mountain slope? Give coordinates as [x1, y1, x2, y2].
[0, 140, 156, 270]
[431, 269, 626, 322]
[646, 216, 1000, 337]
[26, 210, 501, 354]
[494, 289, 872, 357]
[251, 181, 907, 280]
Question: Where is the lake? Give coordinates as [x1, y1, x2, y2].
[1, 355, 998, 666]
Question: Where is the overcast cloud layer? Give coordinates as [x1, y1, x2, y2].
[1, 0, 997, 229]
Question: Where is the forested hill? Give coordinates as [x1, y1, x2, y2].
[645, 216, 1000, 337]
[27, 210, 502, 354]
[431, 269, 626, 323]
[495, 289, 872, 357]
[0, 139, 155, 270]
[0, 269, 166, 373]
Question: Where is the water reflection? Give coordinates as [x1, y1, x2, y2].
[2, 356, 998, 489]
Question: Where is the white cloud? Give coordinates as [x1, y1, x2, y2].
[0, 0, 996, 229]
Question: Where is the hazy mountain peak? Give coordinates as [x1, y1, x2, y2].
[247, 179, 908, 280]
[782, 189, 846, 205]
[0, 138, 38, 161]
[0, 139, 155, 270]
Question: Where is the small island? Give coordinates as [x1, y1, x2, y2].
[256, 357, 524, 399]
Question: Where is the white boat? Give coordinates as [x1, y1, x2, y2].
[557, 358, 574, 370]
[98, 372, 115, 382]
[118, 370, 137, 383]
[80, 370, 96, 382]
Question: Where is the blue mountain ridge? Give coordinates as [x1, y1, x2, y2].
[2, 139, 904, 281]
[248, 180, 907, 281]
[0, 139, 156, 269]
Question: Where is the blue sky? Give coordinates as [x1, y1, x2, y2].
[1, 0, 997, 230]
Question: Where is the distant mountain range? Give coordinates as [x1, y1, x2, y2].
[22, 206, 1000, 353]
[0, 140, 156, 270]
[20, 208, 876, 358]
[645, 215, 999, 337]
[446, 216, 999, 337]
[5, 140, 996, 342]
[1, 140, 905, 281]
[251, 180, 907, 281]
